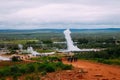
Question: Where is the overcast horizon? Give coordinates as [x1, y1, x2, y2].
[0, 27, 120, 30]
[0, 0, 120, 29]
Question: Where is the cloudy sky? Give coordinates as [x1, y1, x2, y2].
[0, 0, 120, 29]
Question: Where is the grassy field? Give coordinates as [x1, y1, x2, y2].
[0, 30, 120, 50]
[95, 59, 120, 65]
[0, 40, 39, 44]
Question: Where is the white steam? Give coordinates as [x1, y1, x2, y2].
[64, 29, 80, 51]
[18, 44, 23, 51]
[0, 56, 10, 61]
[27, 47, 39, 56]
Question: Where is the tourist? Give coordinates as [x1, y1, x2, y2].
[70, 56, 73, 62]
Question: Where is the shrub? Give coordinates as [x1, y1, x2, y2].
[0, 58, 73, 78]
[10, 66, 20, 73]
[45, 64, 55, 72]
[11, 56, 21, 62]
[25, 75, 40, 80]
[41, 71, 47, 76]
[25, 76, 34, 80]
[0, 78, 6, 80]
[12, 75, 18, 80]
[0, 68, 10, 76]
[37, 63, 47, 72]
[26, 64, 35, 73]
[20, 67, 27, 74]
[62, 65, 73, 70]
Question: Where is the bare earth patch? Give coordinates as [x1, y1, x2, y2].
[41, 60, 120, 80]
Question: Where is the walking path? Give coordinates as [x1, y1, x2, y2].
[63, 60, 120, 80]
[41, 59, 120, 80]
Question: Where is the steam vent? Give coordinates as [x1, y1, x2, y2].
[64, 29, 80, 51]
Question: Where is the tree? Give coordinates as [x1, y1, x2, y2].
[11, 56, 21, 62]
[78, 38, 88, 44]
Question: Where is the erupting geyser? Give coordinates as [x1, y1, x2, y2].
[27, 47, 39, 56]
[64, 29, 81, 51]
[63, 29, 100, 52]
[18, 44, 23, 51]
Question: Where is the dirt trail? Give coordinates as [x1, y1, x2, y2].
[63, 60, 120, 80]
[41, 60, 120, 80]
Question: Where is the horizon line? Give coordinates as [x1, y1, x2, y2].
[0, 28, 120, 30]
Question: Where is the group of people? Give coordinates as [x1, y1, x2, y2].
[67, 56, 78, 62]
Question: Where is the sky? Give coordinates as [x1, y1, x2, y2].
[0, 0, 120, 29]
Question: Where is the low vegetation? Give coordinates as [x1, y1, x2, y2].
[0, 60, 72, 79]
[31, 56, 62, 62]
[75, 46, 120, 65]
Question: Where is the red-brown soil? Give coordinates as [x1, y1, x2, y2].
[41, 60, 120, 80]
[3, 60, 120, 80]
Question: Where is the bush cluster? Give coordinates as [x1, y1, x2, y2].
[31, 56, 62, 62]
[75, 46, 120, 65]
[0, 62, 72, 78]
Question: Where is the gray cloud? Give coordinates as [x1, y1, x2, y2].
[0, 0, 120, 29]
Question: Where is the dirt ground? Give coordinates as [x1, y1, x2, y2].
[42, 60, 120, 80]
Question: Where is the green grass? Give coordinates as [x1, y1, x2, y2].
[0, 57, 72, 78]
[96, 59, 120, 65]
[78, 58, 120, 65]
[36, 49, 53, 53]
[0, 40, 39, 44]
[31, 56, 61, 62]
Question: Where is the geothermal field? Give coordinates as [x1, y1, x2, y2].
[0, 29, 120, 80]
[0, 0, 120, 79]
